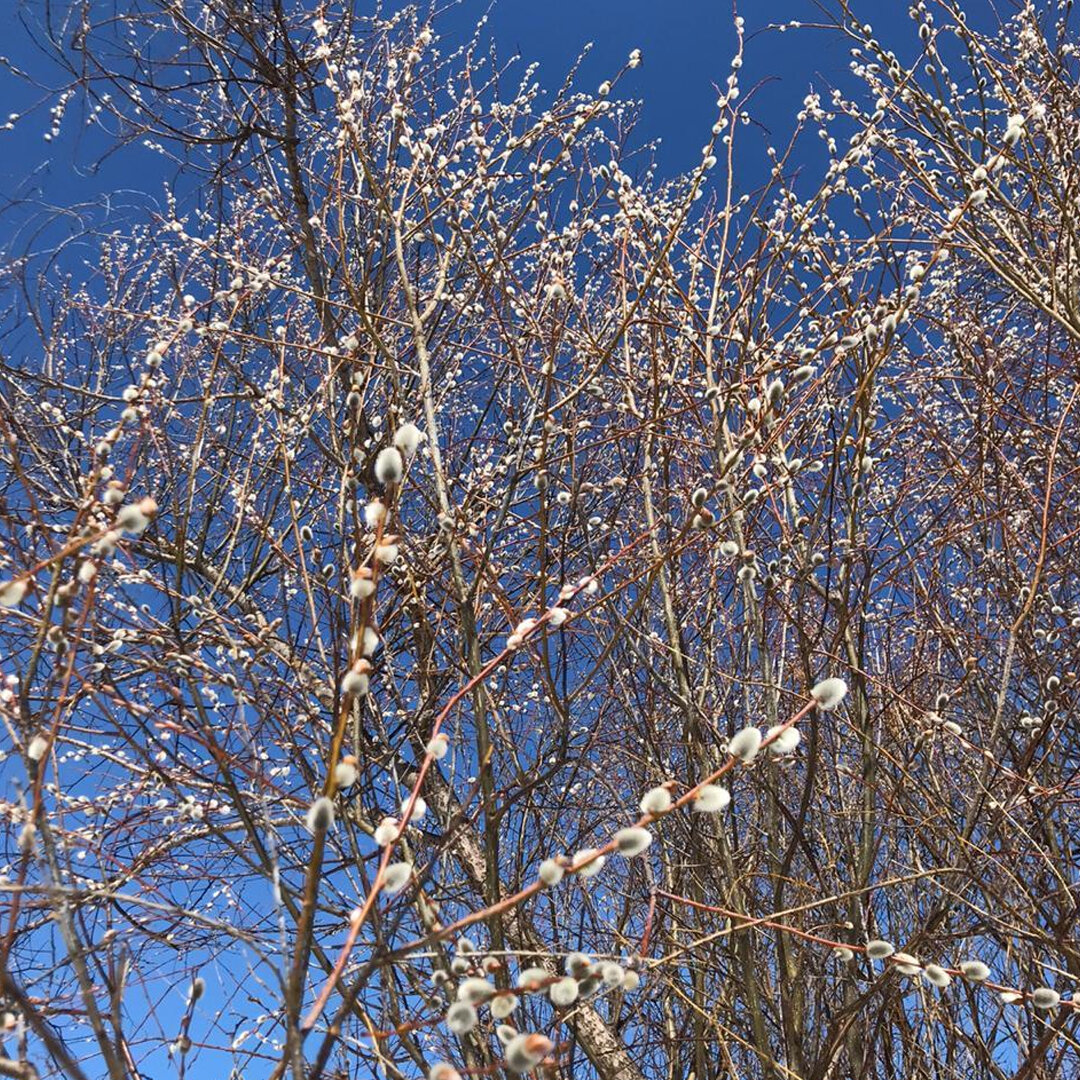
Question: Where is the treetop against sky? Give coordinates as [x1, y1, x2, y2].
[0, 2, 1078, 1080]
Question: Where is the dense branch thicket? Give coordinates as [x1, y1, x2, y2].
[0, 2, 1077, 1079]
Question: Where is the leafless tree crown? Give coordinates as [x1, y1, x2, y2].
[0, 2, 1078, 1079]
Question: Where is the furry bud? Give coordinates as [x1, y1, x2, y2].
[504, 1033, 554, 1073]
[305, 797, 335, 834]
[728, 726, 762, 763]
[334, 756, 359, 788]
[445, 1002, 477, 1034]
[393, 423, 424, 457]
[693, 784, 730, 813]
[639, 786, 672, 815]
[811, 677, 848, 711]
[615, 826, 652, 857]
[538, 858, 565, 886]
[381, 862, 413, 896]
[374, 447, 404, 485]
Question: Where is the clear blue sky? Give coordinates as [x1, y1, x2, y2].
[0, 0, 922, 246]
[472, 0, 914, 172]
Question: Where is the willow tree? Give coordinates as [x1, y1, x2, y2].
[0, 2, 1077, 1080]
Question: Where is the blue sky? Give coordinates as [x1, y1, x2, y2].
[0, 0, 919, 245]
[472, 0, 913, 171]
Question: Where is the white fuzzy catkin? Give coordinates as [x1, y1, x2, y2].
[639, 786, 672, 815]
[374, 542, 399, 565]
[504, 1034, 553, 1074]
[810, 677, 848, 711]
[428, 1065, 462, 1080]
[548, 606, 570, 627]
[693, 784, 731, 813]
[600, 962, 625, 987]
[517, 967, 550, 991]
[341, 669, 369, 697]
[374, 818, 399, 846]
[923, 964, 951, 988]
[490, 993, 518, 1019]
[374, 446, 404, 485]
[1032, 987, 1060, 1010]
[364, 499, 386, 529]
[767, 725, 801, 755]
[893, 952, 921, 975]
[349, 572, 375, 600]
[116, 498, 157, 536]
[728, 726, 763, 762]
[549, 976, 579, 1006]
[573, 848, 605, 877]
[381, 862, 413, 896]
[305, 797, 335, 834]
[333, 758, 358, 788]
[393, 423, 424, 457]
[866, 940, 894, 959]
[445, 1002, 477, 1034]
[565, 952, 592, 976]
[27, 735, 49, 762]
[959, 960, 991, 982]
[538, 858, 565, 886]
[0, 580, 28, 608]
[615, 827, 653, 857]
[457, 977, 495, 1004]
[426, 733, 450, 759]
